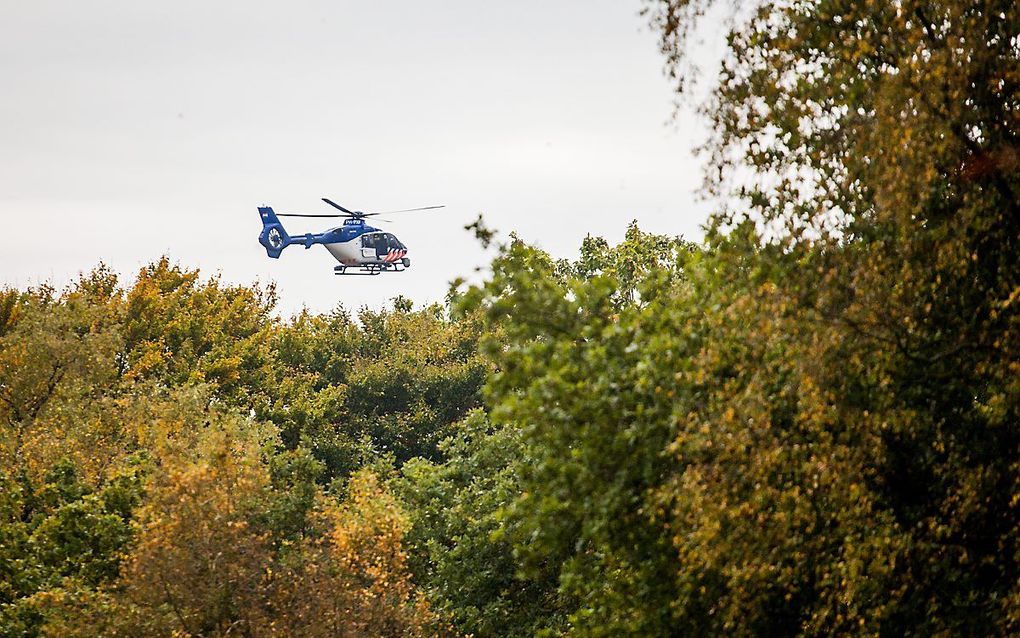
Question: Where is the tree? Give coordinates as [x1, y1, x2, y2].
[451, 228, 701, 636]
[445, 4, 1019, 628]
[42, 444, 444, 637]
[0, 274, 121, 481]
[0, 459, 142, 636]
[445, 1, 1019, 634]
[120, 257, 278, 407]
[0, 260, 466, 637]
[646, 0, 1019, 632]
[395, 410, 564, 638]
[261, 302, 488, 482]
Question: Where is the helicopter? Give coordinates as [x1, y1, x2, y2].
[257, 198, 443, 275]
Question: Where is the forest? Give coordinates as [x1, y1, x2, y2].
[2, 1, 1018, 636]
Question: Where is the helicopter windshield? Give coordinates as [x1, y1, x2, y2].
[364, 233, 404, 251]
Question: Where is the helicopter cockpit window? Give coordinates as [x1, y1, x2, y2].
[380, 233, 402, 250]
[362, 234, 375, 248]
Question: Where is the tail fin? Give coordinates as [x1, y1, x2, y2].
[258, 206, 291, 259]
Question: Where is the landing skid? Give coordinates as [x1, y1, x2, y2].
[334, 262, 409, 276]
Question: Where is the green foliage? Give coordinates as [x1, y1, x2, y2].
[258, 446, 325, 542]
[556, 220, 694, 306]
[261, 301, 488, 481]
[0, 460, 142, 635]
[458, 227, 706, 636]
[395, 410, 563, 638]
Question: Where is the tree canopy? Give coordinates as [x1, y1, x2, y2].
[2, 0, 1017, 635]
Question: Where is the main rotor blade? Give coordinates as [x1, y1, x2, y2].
[277, 213, 346, 218]
[366, 205, 445, 215]
[322, 198, 357, 214]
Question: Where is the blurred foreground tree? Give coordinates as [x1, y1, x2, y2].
[648, 0, 1020, 632]
[445, 0, 1020, 634]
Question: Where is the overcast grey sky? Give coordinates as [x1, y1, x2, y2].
[0, 0, 724, 316]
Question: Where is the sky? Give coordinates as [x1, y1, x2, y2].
[0, 0, 725, 316]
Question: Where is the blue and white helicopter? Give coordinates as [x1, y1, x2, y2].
[257, 198, 443, 275]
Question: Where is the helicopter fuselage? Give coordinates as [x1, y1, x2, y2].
[324, 224, 408, 267]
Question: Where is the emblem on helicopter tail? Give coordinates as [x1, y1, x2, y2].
[267, 227, 283, 249]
